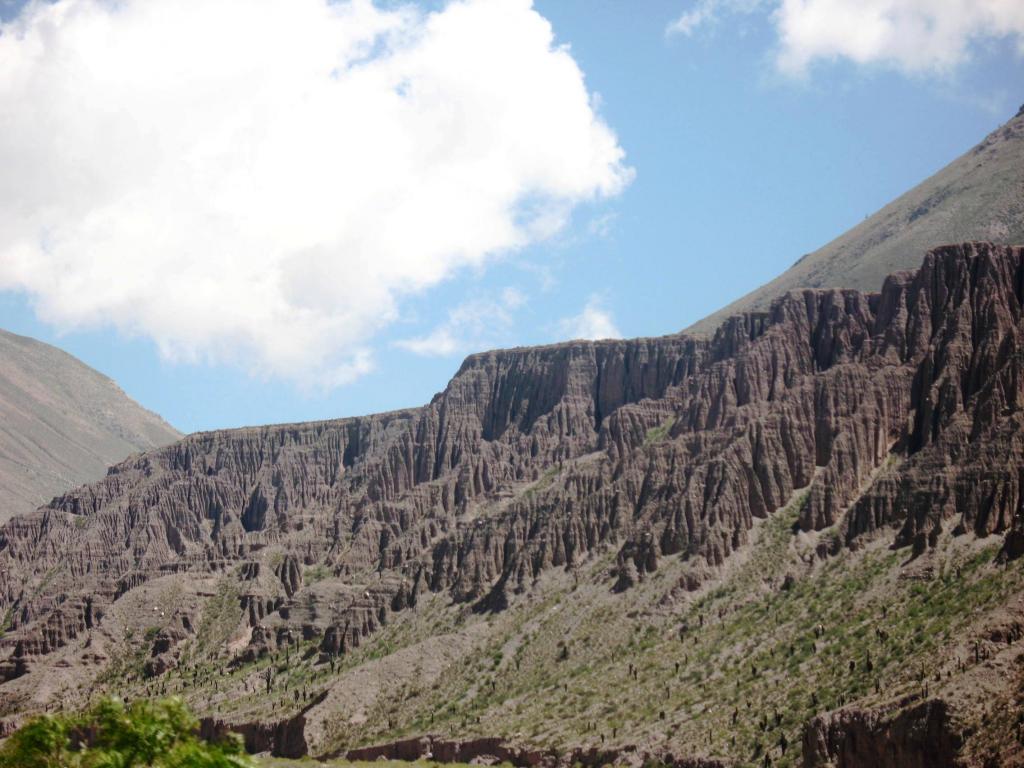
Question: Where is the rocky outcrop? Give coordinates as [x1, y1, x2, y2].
[2, 243, 1024, 750]
[802, 698, 965, 768]
[340, 734, 727, 768]
[199, 711, 308, 758]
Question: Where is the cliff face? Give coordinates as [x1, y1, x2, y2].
[802, 699, 964, 768]
[2, 243, 1024, 763]
[0, 332, 706, 672]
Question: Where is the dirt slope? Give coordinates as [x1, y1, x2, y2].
[0, 328, 181, 523]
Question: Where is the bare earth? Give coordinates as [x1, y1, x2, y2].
[0, 328, 180, 523]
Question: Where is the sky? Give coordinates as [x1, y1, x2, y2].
[0, 0, 1022, 434]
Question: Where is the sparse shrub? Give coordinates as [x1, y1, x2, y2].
[303, 564, 330, 584]
[644, 417, 676, 445]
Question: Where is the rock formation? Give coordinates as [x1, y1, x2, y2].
[802, 699, 963, 768]
[2, 242, 1024, 764]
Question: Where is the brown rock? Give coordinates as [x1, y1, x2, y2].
[2, 243, 1024, 759]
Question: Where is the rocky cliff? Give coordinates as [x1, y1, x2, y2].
[2, 243, 1024, 765]
[802, 699, 964, 768]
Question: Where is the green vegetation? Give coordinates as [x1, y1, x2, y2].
[81, 493, 1024, 767]
[299, 494, 1021, 767]
[644, 416, 676, 445]
[192, 580, 244, 659]
[304, 565, 331, 585]
[0, 697, 251, 768]
[523, 466, 560, 499]
[257, 760, 483, 768]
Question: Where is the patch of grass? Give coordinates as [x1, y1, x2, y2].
[644, 416, 676, 445]
[523, 466, 560, 499]
[257, 760, 485, 768]
[305, 565, 331, 585]
[190, 578, 243, 660]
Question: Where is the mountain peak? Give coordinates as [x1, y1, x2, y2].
[0, 328, 181, 523]
[686, 109, 1024, 336]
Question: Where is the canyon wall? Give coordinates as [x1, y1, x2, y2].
[2, 242, 1024, 763]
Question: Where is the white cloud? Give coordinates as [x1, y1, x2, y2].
[501, 286, 527, 309]
[0, 0, 631, 386]
[667, 1, 719, 36]
[668, 0, 1024, 76]
[586, 212, 618, 238]
[776, 0, 1024, 75]
[667, 0, 764, 36]
[395, 287, 526, 357]
[394, 326, 461, 358]
[557, 295, 621, 341]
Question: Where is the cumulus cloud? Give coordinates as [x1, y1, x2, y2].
[0, 0, 631, 386]
[557, 295, 621, 341]
[668, 0, 1024, 75]
[776, 0, 1024, 74]
[395, 287, 527, 357]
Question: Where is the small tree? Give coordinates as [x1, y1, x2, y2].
[0, 697, 252, 768]
[0, 715, 69, 768]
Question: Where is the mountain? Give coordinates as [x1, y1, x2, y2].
[0, 328, 181, 524]
[2, 242, 1023, 766]
[685, 107, 1024, 337]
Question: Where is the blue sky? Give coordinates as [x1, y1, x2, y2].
[0, 0, 1022, 433]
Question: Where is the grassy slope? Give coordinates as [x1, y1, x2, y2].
[257, 761, 482, 768]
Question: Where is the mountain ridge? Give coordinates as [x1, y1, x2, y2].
[0, 327, 181, 523]
[2, 242, 1024, 765]
[685, 108, 1024, 336]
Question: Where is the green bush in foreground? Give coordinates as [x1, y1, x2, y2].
[0, 697, 252, 768]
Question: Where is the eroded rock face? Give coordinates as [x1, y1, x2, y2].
[341, 734, 727, 768]
[2, 243, 1024, 748]
[802, 698, 964, 768]
[199, 711, 309, 758]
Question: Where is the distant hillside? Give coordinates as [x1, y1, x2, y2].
[686, 106, 1024, 336]
[0, 328, 181, 522]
